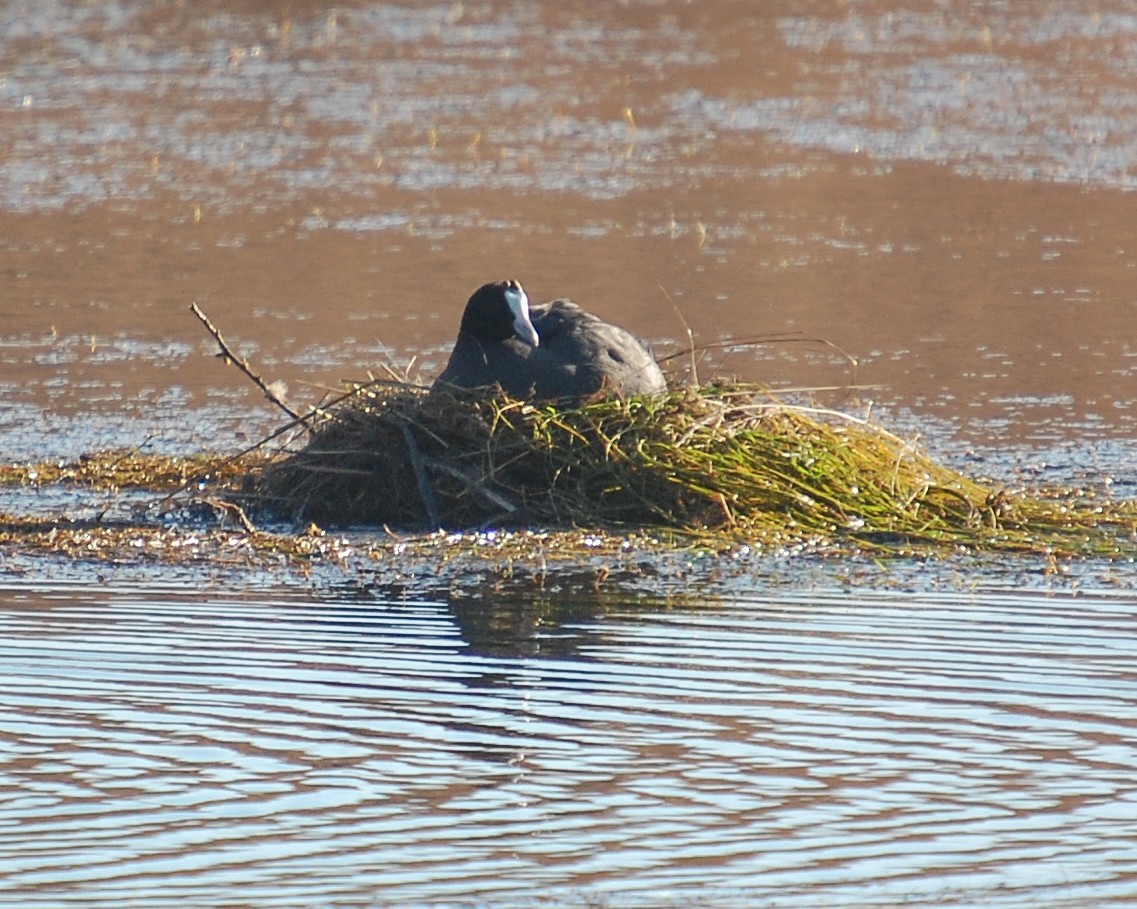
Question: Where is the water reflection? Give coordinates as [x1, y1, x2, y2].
[2, 580, 1136, 907]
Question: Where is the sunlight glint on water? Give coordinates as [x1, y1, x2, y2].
[2, 582, 1136, 907]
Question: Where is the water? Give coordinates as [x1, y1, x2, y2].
[2, 580, 1136, 908]
[3, 0, 1137, 459]
[3, 1, 1137, 904]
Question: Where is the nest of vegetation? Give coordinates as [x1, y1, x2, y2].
[249, 382, 1137, 555]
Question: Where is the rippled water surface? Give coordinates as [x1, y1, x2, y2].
[2, 580, 1136, 908]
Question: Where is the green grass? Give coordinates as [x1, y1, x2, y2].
[250, 382, 1137, 557]
[1, 382, 1133, 569]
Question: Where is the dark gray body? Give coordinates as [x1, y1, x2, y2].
[434, 298, 668, 404]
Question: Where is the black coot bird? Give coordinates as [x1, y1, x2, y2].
[432, 280, 668, 404]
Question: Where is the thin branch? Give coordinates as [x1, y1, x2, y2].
[424, 459, 518, 514]
[656, 332, 860, 372]
[190, 301, 301, 421]
[657, 281, 699, 386]
[397, 421, 442, 531]
[204, 497, 259, 533]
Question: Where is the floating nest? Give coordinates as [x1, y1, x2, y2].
[2, 303, 1128, 569]
[248, 382, 1137, 555]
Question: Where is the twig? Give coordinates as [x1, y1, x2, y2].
[152, 373, 421, 517]
[424, 459, 518, 514]
[655, 332, 801, 363]
[656, 332, 860, 377]
[205, 498, 259, 533]
[657, 282, 699, 386]
[190, 301, 301, 421]
[147, 414, 309, 516]
[397, 421, 442, 530]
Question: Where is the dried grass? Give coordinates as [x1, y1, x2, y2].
[249, 382, 1137, 555]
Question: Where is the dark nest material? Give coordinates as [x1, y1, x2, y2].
[249, 382, 1137, 555]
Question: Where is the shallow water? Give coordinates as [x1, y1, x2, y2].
[3, 1, 1137, 905]
[2, 579, 1136, 908]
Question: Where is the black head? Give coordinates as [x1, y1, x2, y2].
[460, 280, 540, 347]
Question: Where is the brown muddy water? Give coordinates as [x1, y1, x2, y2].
[2, 1, 1137, 906]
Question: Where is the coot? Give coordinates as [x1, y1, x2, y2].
[432, 280, 668, 403]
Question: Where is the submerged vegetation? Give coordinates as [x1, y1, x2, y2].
[0, 451, 255, 491]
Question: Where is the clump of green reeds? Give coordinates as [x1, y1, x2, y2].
[249, 382, 1137, 555]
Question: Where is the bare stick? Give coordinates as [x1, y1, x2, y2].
[397, 421, 442, 531]
[425, 459, 517, 514]
[190, 301, 301, 421]
[657, 282, 698, 386]
[204, 497, 259, 533]
[657, 333, 860, 371]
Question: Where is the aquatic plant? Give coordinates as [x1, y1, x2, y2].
[249, 381, 1137, 557]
